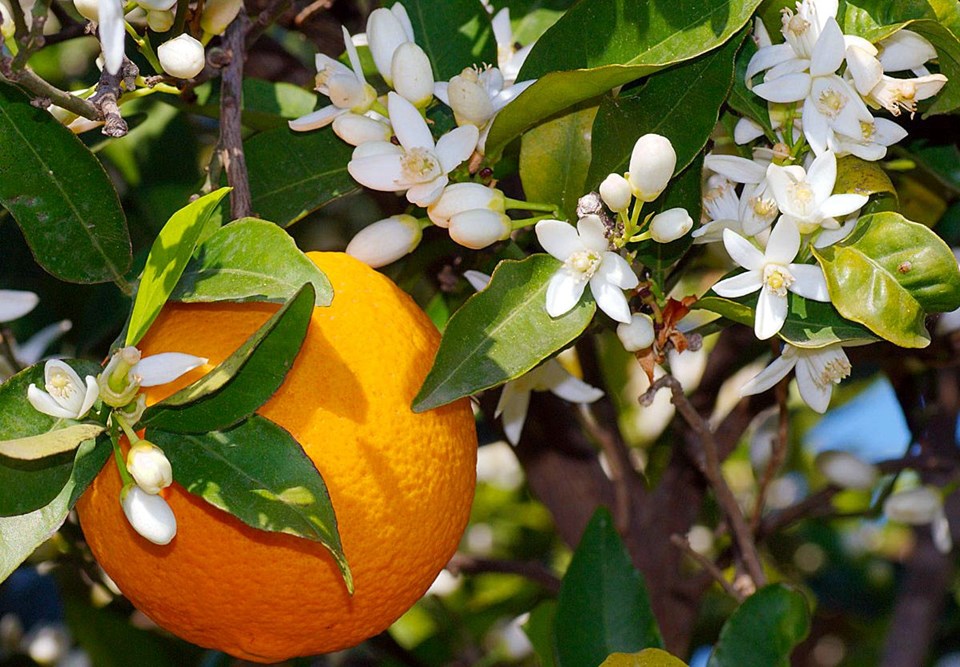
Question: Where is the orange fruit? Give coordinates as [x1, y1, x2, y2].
[77, 252, 477, 662]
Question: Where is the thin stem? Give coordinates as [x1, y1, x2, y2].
[751, 351, 791, 532]
[244, 0, 293, 49]
[113, 412, 141, 444]
[218, 14, 252, 219]
[502, 197, 558, 214]
[0, 328, 22, 373]
[670, 534, 744, 602]
[124, 22, 161, 73]
[0, 58, 101, 120]
[577, 404, 632, 535]
[511, 214, 552, 230]
[110, 427, 136, 486]
[446, 553, 561, 595]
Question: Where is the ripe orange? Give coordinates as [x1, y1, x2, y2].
[77, 252, 477, 663]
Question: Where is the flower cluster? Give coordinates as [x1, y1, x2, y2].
[289, 2, 543, 267]
[695, 0, 948, 415]
[26, 346, 206, 545]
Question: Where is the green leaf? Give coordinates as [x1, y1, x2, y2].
[554, 508, 662, 667]
[707, 584, 810, 667]
[587, 31, 744, 190]
[695, 290, 880, 349]
[524, 600, 558, 667]
[812, 212, 960, 347]
[150, 415, 351, 592]
[0, 83, 131, 284]
[140, 283, 315, 433]
[0, 424, 105, 461]
[413, 255, 596, 412]
[400, 0, 497, 80]
[0, 438, 111, 583]
[245, 126, 358, 227]
[192, 78, 320, 132]
[126, 188, 232, 347]
[601, 649, 689, 667]
[834, 156, 897, 200]
[0, 359, 104, 515]
[170, 217, 332, 306]
[907, 139, 960, 197]
[520, 105, 598, 221]
[486, 0, 763, 154]
[727, 37, 774, 136]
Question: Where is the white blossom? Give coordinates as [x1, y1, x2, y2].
[536, 215, 638, 323]
[347, 92, 478, 207]
[448, 209, 511, 250]
[617, 313, 655, 352]
[739, 342, 851, 412]
[702, 153, 778, 236]
[146, 9, 173, 31]
[713, 219, 830, 339]
[157, 34, 205, 79]
[199, 0, 243, 35]
[345, 214, 422, 268]
[126, 441, 173, 495]
[599, 173, 632, 213]
[0, 289, 38, 322]
[884, 486, 943, 525]
[427, 183, 505, 228]
[878, 30, 939, 76]
[815, 450, 878, 489]
[649, 207, 693, 243]
[27, 360, 99, 420]
[490, 7, 534, 84]
[734, 117, 766, 144]
[391, 41, 434, 107]
[97, 0, 125, 75]
[366, 3, 415, 87]
[121, 484, 177, 545]
[627, 134, 676, 202]
[331, 112, 391, 146]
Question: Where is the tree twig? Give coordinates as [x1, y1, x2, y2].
[670, 534, 744, 602]
[750, 364, 790, 532]
[218, 13, 253, 219]
[446, 553, 561, 595]
[245, 0, 294, 49]
[0, 57, 100, 120]
[88, 57, 138, 138]
[641, 375, 766, 588]
[577, 404, 632, 535]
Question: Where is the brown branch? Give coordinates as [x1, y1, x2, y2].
[0, 58, 100, 120]
[0, 328, 22, 373]
[577, 404, 632, 535]
[446, 553, 561, 595]
[750, 363, 790, 532]
[641, 375, 766, 587]
[218, 14, 253, 219]
[245, 0, 293, 49]
[88, 58, 138, 138]
[670, 534, 744, 602]
[294, 0, 333, 27]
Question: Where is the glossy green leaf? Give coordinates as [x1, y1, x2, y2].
[520, 105, 598, 220]
[245, 126, 357, 226]
[601, 649, 689, 667]
[400, 0, 497, 80]
[486, 0, 762, 153]
[524, 600, 558, 667]
[727, 37, 774, 136]
[192, 78, 319, 132]
[0, 359, 104, 516]
[834, 156, 897, 200]
[126, 188, 231, 347]
[707, 584, 810, 667]
[907, 139, 960, 197]
[554, 508, 662, 667]
[587, 31, 744, 190]
[170, 217, 332, 306]
[812, 212, 960, 347]
[0, 438, 110, 583]
[413, 255, 596, 412]
[0, 424, 105, 461]
[140, 283, 315, 433]
[695, 290, 880, 348]
[151, 415, 351, 592]
[0, 83, 131, 284]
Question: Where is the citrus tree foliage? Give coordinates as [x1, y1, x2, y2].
[2, 0, 960, 664]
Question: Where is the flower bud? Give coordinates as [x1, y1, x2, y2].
[366, 7, 411, 86]
[346, 214, 422, 268]
[391, 42, 434, 108]
[448, 209, 512, 250]
[73, 0, 100, 22]
[326, 71, 374, 110]
[137, 0, 177, 11]
[883, 486, 943, 525]
[628, 134, 676, 202]
[146, 9, 173, 32]
[447, 67, 496, 127]
[815, 451, 878, 490]
[157, 34, 205, 79]
[428, 183, 505, 227]
[199, 0, 243, 35]
[599, 173, 632, 212]
[617, 313, 655, 352]
[332, 113, 392, 147]
[649, 207, 693, 243]
[121, 484, 177, 545]
[126, 441, 173, 495]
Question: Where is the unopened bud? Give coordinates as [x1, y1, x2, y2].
[815, 451, 878, 490]
[617, 313, 655, 352]
[157, 34, 205, 79]
[121, 484, 177, 545]
[883, 486, 943, 525]
[366, 7, 411, 86]
[448, 209, 512, 249]
[428, 183, 504, 227]
[599, 173, 632, 213]
[448, 68, 495, 127]
[126, 441, 173, 495]
[146, 9, 173, 32]
[649, 207, 693, 243]
[628, 134, 676, 202]
[332, 113, 391, 146]
[137, 0, 177, 11]
[73, 0, 100, 22]
[199, 0, 243, 35]
[346, 215, 422, 268]
[391, 42, 434, 108]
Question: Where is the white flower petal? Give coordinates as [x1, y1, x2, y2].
[288, 105, 343, 132]
[879, 30, 938, 73]
[589, 276, 632, 323]
[536, 220, 582, 261]
[342, 25, 366, 84]
[753, 72, 811, 103]
[545, 271, 586, 318]
[77, 376, 100, 420]
[0, 290, 39, 322]
[722, 228, 766, 271]
[755, 287, 788, 339]
[597, 252, 639, 290]
[820, 193, 867, 218]
[713, 270, 763, 298]
[406, 176, 447, 207]
[435, 125, 479, 173]
[132, 353, 207, 387]
[794, 355, 832, 413]
[388, 92, 434, 150]
[16, 320, 72, 365]
[433, 81, 450, 105]
[577, 215, 609, 253]
[740, 351, 798, 396]
[788, 264, 831, 301]
[122, 485, 177, 545]
[347, 153, 406, 192]
[463, 270, 491, 292]
[98, 0, 125, 75]
[498, 382, 530, 445]
[765, 218, 801, 265]
[547, 372, 604, 404]
[27, 384, 77, 419]
[734, 117, 766, 144]
[846, 44, 884, 95]
[704, 155, 766, 184]
[800, 98, 830, 156]
[745, 43, 797, 81]
[810, 18, 845, 77]
[44, 359, 86, 414]
[805, 150, 837, 205]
